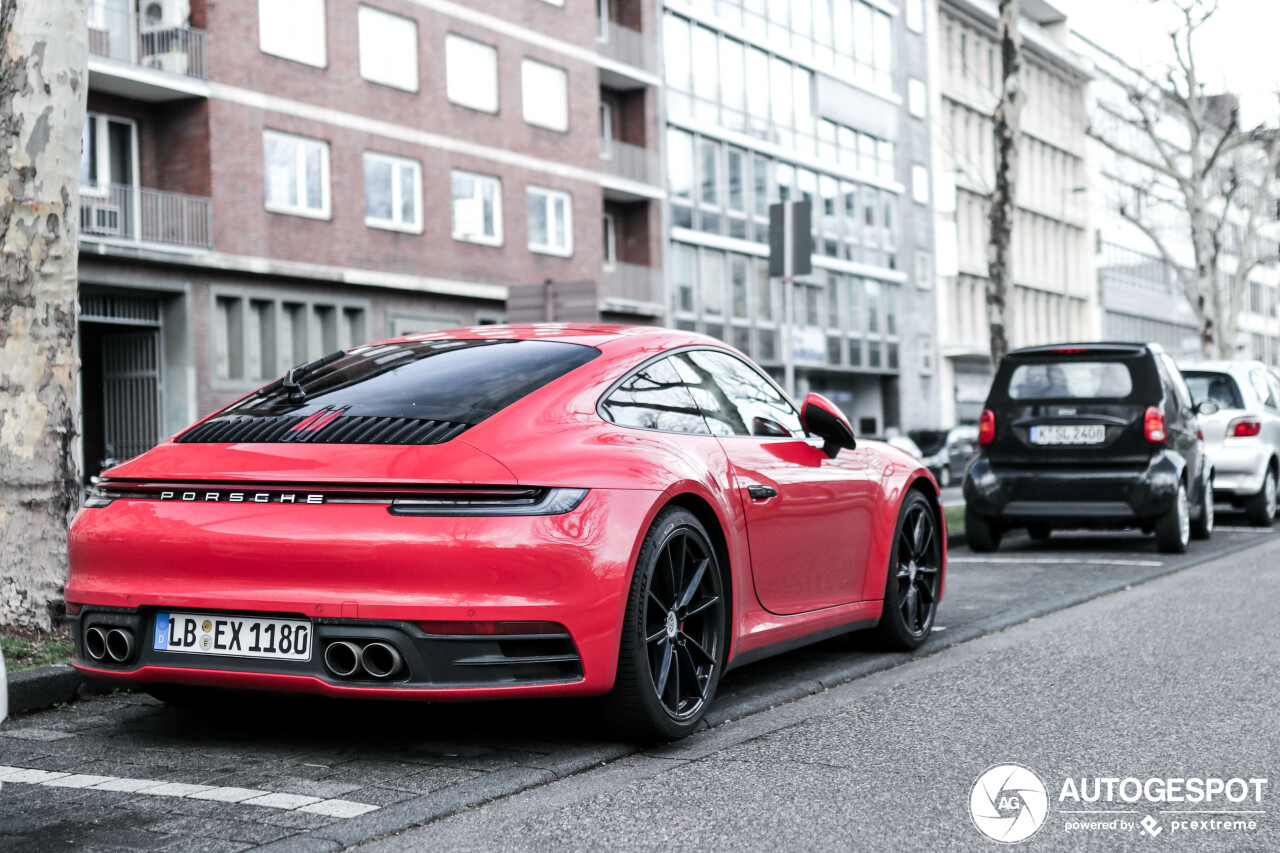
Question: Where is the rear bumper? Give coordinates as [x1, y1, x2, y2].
[963, 452, 1181, 523]
[1207, 442, 1271, 497]
[67, 488, 660, 699]
[72, 613, 589, 700]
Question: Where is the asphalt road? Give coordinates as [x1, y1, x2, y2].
[365, 529, 1280, 853]
[0, 511, 1274, 851]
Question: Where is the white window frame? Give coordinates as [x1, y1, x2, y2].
[603, 212, 617, 269]
[451, 169, 503, 246]
[445, 34, 499, 114]
[262, 130, 332, 220]
[599, 101, 613, 159]
[80, 113, 140, 197]
[363, 151, 423, 234]
[911, 164, 930, 205]
[358, 6, 419, 92]
[526, 186, 573, 257]
[258, 0, 327, 68]
[521, 58, 569, 132]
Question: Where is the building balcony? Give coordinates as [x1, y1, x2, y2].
[596, 20, 659, 89]
[88, 7, 209, 101]
[601, 262, 663, 313]
[80, 184, 213, 252]
[600, 139, 663, 200]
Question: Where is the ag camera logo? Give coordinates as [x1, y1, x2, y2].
[970, 764, 1049, 843]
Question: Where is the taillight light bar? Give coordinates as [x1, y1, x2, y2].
[1229, 418, 1262, 438]
[1144, 406, 1167, 443]
[978, 409, 997, 445]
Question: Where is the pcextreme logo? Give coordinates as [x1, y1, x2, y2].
[970, 764, 1049, 844]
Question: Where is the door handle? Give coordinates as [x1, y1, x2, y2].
[747, 484, 778, 501]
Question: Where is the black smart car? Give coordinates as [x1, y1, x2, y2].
[963, 343, 1217, 553]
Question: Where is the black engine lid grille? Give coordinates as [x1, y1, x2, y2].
[176, 414, 471, 446]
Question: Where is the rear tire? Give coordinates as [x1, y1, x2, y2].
[870, 492, 942, 651]
[965, 507, 1002, 553]
[1244, 469, 1277, 527]
[938, 467, 952, 488]
[1190, 472, 1214, 540]
[599, 507, 725, 742]
[1155, 481, 1190, 554]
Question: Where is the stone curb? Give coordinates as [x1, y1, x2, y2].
[5, 665, 85, 716]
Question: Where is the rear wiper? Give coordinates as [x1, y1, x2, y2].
[257, 350, 345, 400]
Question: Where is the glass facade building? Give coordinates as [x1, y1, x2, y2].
[660, 0, 938, 433]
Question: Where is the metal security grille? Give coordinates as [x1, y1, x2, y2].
[101, 331, 161, 462]
[81, 292, 161, 325]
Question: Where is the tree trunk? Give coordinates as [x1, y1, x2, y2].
[0, 0, 88, 630]
[986, 0, 1022, 368]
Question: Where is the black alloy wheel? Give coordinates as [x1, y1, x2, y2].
[603, 507, 725, 741]
[872, 491, 942, 650]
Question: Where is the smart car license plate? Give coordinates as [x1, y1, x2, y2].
[153, 612, 312, 661]
[1030, 424, 1105, 445]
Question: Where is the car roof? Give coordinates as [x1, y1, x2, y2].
[375, 324, 740, 358]
[1006, 342, 1155, 357]
[1182, 360, 1270, 375]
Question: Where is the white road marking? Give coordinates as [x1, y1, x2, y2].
[43, 774, 117, 788]
[242, 792, 323, 810]
[0, 765, 379, 818]
[1213, 526, 1275, 533]
[301, 799, 382, 818]
[949, 557, 1164, 567]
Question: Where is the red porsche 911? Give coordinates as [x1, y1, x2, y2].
[68, 325, 946, 739]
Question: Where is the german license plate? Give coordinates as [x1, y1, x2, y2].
[1030, 424, 1106, 445]
[153, 612, 312, 661]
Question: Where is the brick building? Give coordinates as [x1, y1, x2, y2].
[78, 0, 663, 479]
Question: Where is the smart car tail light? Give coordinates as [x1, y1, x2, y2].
[1229, 418, 1262, 438]
[978, 409, 996, 445]
[1144, 407, 1167, 443]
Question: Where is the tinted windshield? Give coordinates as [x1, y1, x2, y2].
[1183, 371, 1244, 409]
[223, 339, 599, 424]
[1007, 361, 1134, 400]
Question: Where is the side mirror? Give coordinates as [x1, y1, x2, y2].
[801, 393, 856, 458]
[1193, 400, 1220, 416]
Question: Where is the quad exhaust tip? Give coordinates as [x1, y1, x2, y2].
[360, 642, 403, 679]
[105, 628, 134, 663]
[85, 626, 108, 661]
[323, 641, 363, 678]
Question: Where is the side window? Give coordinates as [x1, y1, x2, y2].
[600, 357, 711, 435]
[674, 349, 804, 438]
[1268, 375, 1280, 412]
[1250, 369, 1277, 410]
[1158, 354, 1192, 411]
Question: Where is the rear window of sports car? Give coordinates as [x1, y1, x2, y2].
[212, 339, 599, 425]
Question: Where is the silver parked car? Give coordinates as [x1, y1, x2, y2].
[1182, 361, 1280, 525]
[910, 426, 979, 488]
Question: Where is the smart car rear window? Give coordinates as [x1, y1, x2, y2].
[178, 339, 599, 445]
[1007, 361, 1134, 400]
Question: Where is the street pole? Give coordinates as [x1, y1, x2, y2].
[782, 200, 795, 397]
[1061, 186, 1086, 341]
